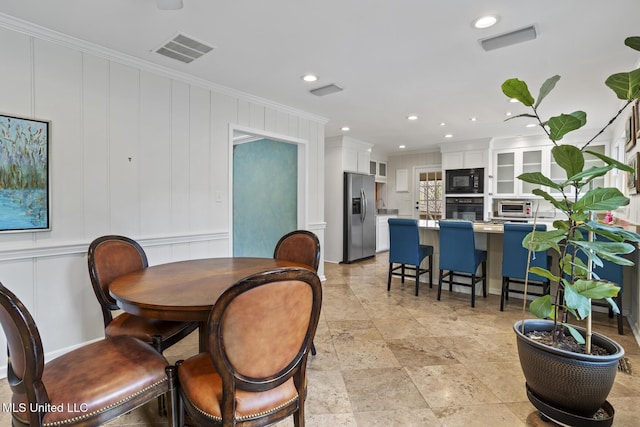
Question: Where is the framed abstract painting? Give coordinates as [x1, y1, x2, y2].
[0, 113, 50, 232]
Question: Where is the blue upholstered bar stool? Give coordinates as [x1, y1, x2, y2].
[501, 223, 551, 311]
[592, 252, 625, 334]
[572, 232, 625, 334]
[437, 220, 487, 307]
[387, 218, 434, 296]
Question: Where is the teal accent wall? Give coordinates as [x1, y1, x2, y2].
[233, 139, 298, 257]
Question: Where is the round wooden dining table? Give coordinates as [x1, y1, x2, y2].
[109, 257, 308, 351]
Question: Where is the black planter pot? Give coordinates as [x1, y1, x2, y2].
[514, 320, 624, 419]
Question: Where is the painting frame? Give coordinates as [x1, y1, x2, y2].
[627, 152, 639, 195]
[0, 113, 51, 233]
[626, 105, 636, 152]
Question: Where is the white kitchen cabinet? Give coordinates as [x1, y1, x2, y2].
[370, 160, 387, 182]
[343, 146, 370, 174]
[376, 215, 397, 252]
[492, 144, 606, 198]
[493, 148, 545, 196]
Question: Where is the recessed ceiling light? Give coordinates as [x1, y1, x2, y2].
[341, 126, 350, 132]
[440, 122, 446, 126]
[505, 112, 512, 116]
[407, 115, 418, 121]
[301, 74, 318, 82]
[473, 15, 499, 29]
[445, 134, 453, 138]
[509, 98, 519, 103]
[526, 123, 537, 128]
[470, 117, 478, 122]
[399, 145, 406, 149]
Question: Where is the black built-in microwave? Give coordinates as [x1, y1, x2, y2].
[445, 168, 484, 194]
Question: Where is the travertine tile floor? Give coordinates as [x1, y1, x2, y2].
[1, 252, 639, 426]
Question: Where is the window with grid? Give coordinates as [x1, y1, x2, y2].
[418, 170, 442, 220]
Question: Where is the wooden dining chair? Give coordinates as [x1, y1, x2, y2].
[0, 281, 178, 427]
[88, 235, 198, 415]
[88, 235, 198, 353]
[273, 229, 321, 355]
[273, 230, 321, 271]
[176, 267, 322, 427]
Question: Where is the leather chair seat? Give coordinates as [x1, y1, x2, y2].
[106, 313, 195, 343]
[178, 353, 299, 423]
[12, 335, 169, 426]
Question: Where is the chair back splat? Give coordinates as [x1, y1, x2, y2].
[176, 268, 322, 427]
[273, 229, 321, 356]
[437, 220, 487, 307]
[273, 230, 321, 271]
[0, 282, 177, 426]
[387, 218, 434, 296]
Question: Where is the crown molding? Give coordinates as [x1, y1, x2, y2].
[0, 13, 328, 125]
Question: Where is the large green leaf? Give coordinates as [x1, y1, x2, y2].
[573, 187, 629, 211]
[564, 283, 592, 319]
[585, 150, 635, 173]
[548, 112, 587, 141]
[532, 189, 567, 211]
[551, 145, 584, 178]
[528, 266, 559, 283]
[502, 78, 535, 106]
[625, 36, 640, 52]
[605, 68, 640, 100]
[535, 75, 560, 109]
[572, 279, 620, 299]
[524, 229, 565, 252]
[588, 221, 640, 242]
[530, 294, 553, 318]
[568, 165, 613, 184]
[517, 172, 561, 190]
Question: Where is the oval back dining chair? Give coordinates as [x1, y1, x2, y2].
[273, 230, 321, 271]
[176, 267, 322, 427]
[273, 229, 321, 355]
[501, 223, 550, 311]
[0, 281, 177, 427]
[387, 218, 433, 296]
[437, 220, 487, 307]
[88, 235, 198, 353]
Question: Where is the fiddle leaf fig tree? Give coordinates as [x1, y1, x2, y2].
[501, 36, 640, 353]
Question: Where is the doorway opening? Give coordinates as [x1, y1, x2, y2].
[230, 127, 307, 257]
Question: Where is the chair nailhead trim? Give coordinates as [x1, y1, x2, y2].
[188, 394, 299, 422]
[38, 378, 167, 426]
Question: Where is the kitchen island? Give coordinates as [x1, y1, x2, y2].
[413, 219, 636, 313]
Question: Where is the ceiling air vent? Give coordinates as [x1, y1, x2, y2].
[154, 33, 214, 64]
[479, 25, 537, 51]
[310, 83, 344, 96]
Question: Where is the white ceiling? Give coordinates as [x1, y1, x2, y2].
[1, 0, 639, 156]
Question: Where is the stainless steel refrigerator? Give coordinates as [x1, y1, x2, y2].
[343, 172, 376, 263]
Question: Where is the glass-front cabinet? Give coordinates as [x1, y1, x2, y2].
[494, 144, 607, 198]
[494, 148, 544, 196]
